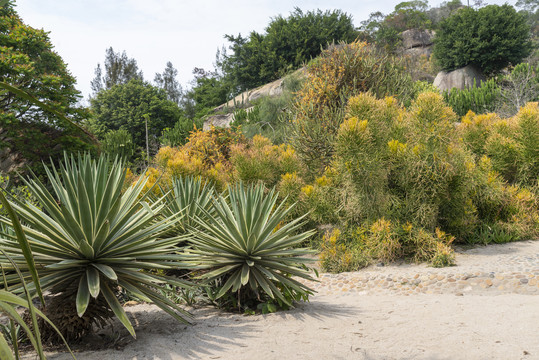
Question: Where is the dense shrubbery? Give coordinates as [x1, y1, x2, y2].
[300, 93, 538, 270]
[289, 41, 415, 177]
[150, 127, 302, 191]
[433, 5, 532, 74]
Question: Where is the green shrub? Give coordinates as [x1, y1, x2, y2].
[443, 79, 501, 117]
[433, 5, 532, 74]
[319, 221, 455, 272]
[101, 128, 136, 161]
[160, 117, 203, 148]
[230, 135, 302, 188]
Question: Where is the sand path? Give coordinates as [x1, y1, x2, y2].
[41, 240, 539, 360]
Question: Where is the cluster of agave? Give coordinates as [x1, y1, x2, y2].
[0, 153, 316, 354]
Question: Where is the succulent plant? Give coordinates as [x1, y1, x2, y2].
[0, 154, 191, 340]
[184, 182, 317, 309]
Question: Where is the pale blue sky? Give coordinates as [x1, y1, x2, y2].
[15, 0, 517, 99]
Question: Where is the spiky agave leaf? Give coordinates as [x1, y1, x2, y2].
[0, 153, 192, 339]
[160, 175, 216, 236]
[184, 182, 317, 307]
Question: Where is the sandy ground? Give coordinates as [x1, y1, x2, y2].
[26, 241, 539, 360]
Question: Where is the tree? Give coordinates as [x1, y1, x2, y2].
[359, 1, 432, 51]
[89, 79, 181, 156]
[433, 5, 532, 74]
[90, 47, 143, 95]
[219, 8, 357, 93]
[185, 67, 229, 118]
[385, 1, 431, 32]
[0, 2, 95, 176]
[154, 61, 182, 105]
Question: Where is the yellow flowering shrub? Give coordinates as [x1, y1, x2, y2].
[230, 134, 302, 187]
[289, 41, 415, 177]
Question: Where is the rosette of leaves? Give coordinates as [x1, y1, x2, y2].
[0, 154, 191, 341]
[184, 182, 316, 310]
[161, 176, 216, 236]
[0, 188, 74, 359]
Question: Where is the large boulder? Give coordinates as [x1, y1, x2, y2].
[203, 113, 235, 130]
[212, 67, 305, 113]
[401, 29, 435, 49]
[433, 65, 486, 92]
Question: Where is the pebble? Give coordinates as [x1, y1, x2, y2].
[299, 241, 539, 296]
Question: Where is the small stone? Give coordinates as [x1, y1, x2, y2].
[520, 278, 529, 284]
[414, 274, 419, 279]
[447, 278, 456, 283]
[485, 279, 493, 287]
[437, 275, 445, 281]
[455, 292, 463, 296]
[496, 275, 505, 280]
[429, 274, 436, 280]
[529, 279, 537, 286]
[498, 285, 504, 291]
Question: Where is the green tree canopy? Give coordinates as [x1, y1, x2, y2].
[0, 1, 95, 176]
[154, 61, 183, 105]
[88, 79, 182, 155]
[219, 8, 357, 93]
[91, 47, 143, 95]
[433, 4, 532, 74]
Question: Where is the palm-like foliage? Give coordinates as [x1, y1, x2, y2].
[0, 154, 191, 339]
[185, 182, 316, 308]
[161, 176, 216, 236]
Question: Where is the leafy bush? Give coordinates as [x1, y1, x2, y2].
[230, 135, 301, 187]
[160, 116, 203, 148]
[433, 5, 532, 74]
[460, 102, 539, 188]
[290, 41, 415, 177]
[315, 91, 538, 272]
[101, 129, 136, 161]
[0, 154, 191, 342]
[185, 183, 316, 312]
[154, 127, 246, 190]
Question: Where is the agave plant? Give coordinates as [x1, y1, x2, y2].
[0, 189, 74, 359]
[184, 182, 317, 309]
[161, 176, 216, 236]
[0, 154, 191, 341]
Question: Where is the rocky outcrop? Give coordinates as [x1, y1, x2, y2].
[203, 113, 235, 130]
[401, 29, 435, 50]
[205, 68, 305, 130]
[433, 65, 486, 92]
[213, 67, 305, 113]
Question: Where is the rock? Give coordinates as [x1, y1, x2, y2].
[401, 29, 435, 49]
[203, 113, 235, 130]
[433, 64, 486, 92]
[213, 67, 306, 114]
[402, 46, 433, 59]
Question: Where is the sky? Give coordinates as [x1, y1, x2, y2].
[14, 0, 519, 100]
